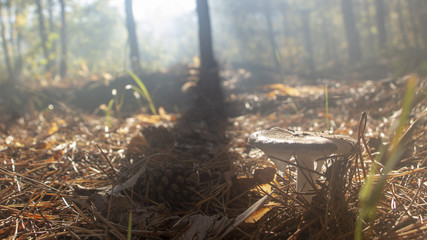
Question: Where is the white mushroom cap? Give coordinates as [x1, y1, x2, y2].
[248, 127, 357, 205]
[314, 133, 357, 155]
[248, 128, 337, 170]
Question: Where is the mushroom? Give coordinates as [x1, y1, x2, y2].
[248, 127, 357, 204]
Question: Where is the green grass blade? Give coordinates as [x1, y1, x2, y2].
[126, 70, 157, 115]
[355, 76, 418, 240]
[105, 99, 115, 129]
[325, 84, 330, 131]
[275, 50, 286, 82]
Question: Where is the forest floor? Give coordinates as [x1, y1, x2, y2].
[0, 69, 425, 239]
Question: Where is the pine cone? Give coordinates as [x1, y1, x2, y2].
[133, 167, 200, 209]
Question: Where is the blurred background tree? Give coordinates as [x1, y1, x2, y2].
[125, 0, 142, 74]
[0, 0, 426, 85]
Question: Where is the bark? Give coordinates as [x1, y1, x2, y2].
[0, 2, 13, 81]
[36, 0, 50, 72]
[196, 0, 222, 102]
[374, 0, 387, 51]
[59, 0, 67, 78]
[340, 0, 362, 64]
[264, 1, 282, 75]
[125, 0, 142, 74]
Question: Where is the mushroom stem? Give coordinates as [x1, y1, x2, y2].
[269, 153, 292, 173]
[295, 153, 317, 204]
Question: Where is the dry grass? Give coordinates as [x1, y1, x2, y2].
[0, 75, 425, 239]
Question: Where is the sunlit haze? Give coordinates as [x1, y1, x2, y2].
[111, 0, 196, 28]
[108, 0, 197, 67]
[132, 0, 195, 20]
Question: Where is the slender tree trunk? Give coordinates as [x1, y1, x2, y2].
[196, 0, 222, 102]
[301, 10, 315, 73]
[0, 2, 13, 81]
[47, 0, 54, 32]
[396, 1, 409, 49]
[340, 0, 362, 64]
[415, 0, 427, 48]
[197, 0, 216, 72]
[264, 1, 282, 75]
[5, 0, 14, 57]
[407, 0, 421, 49]
[5, 0, 20, 79]
[362, 0, 375, 58]
[319, 9, 331, 64]
[281, 9, 295, 71]
[14, 1, 23, 79]
[36, 0, 50, 72]
[374, 0, 387, 52]
[47, 0, 57, 66]
[59, 0, 67, 78]
[125, 0, 142, 74]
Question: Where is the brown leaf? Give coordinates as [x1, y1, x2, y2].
[254, 167, 276, 184]
[127, 134, 148, 155]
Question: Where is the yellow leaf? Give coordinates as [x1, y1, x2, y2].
[135, 114, 161, 124]
[244, 204, 279, 223]
[56, 118, 66, 125]
[48, 122, 58, 135]
[257, 183, 272, 193]
[267, 90, 278, 98]
[261, 83, 301, 97]
[159, 106, 167, 117]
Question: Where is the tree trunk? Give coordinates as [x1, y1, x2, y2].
[196, 0, 221, 101]
[5, 0, 13, 56]
[396, 1, 409, 49]
[340, 0, 362, 64]
[14, 1, 23, 79]
[301, 10, 315, 73]
[264, 1, 282, 75]
[318, 3, 332, 66]
[0, 2, 13, 81]
[47, 0, 57, 65]
[281, 9, 295, 70]
[47, 0, 54, 32]
[59, 0, 67, 78]
[125, 0, 142, 74]
[197, 0, 216, 72]
[374, 0, 387, 52]
[415, 0, 427, 48]
[407, 0, 421, 49]
[362, 0, 376, 58]
[36, 0, 50, 72]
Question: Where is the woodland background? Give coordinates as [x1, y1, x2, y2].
[1, 0, 427, 86]
[0, 0, 426, 239]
